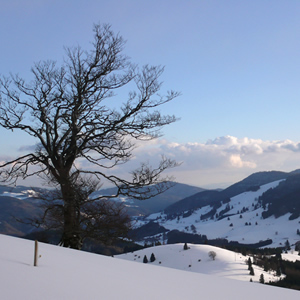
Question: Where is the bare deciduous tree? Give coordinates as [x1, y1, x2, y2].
[208, 250, 217, 260]
[0, 23, 180, 249]
[28, 177, 132, 248]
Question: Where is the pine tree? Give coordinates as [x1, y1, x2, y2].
[247, 258, 252, 270]
[264, 263, 269, 272]
[276, 266, 281, 277]
[275, 251, 282, 260]
[285, 240, 291, 251]
[150, 253, 156, 262]
[249, 266, 254, 276]
[143, 255, 148, 263]
[259, 274, 265, 284]
[183, 243, 189, 250]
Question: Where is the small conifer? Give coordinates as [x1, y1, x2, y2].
[150, 253, 156, 262]
[276, 266, 281, 277]
[143, 255, 148, 263]
[259, 274, 265, 284]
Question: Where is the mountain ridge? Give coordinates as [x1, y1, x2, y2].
[164, 170, 298, 216]
[132, 174, 300, 248]
[1, 169, 300, 250]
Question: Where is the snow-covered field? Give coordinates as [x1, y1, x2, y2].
[118, 243, 288, 283]
[0, 234, 299, 299]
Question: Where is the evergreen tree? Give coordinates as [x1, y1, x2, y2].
[150, 253, 156, 262]
[247, 258, 252, 270]
[190, 224, 197, 234]
[143, 255, 148, 263]
[249, 266, 254, 276]
[259, 274, 265, 284]
[275, 251, 282, 260]
[276, 266, 281, 277]
[183, 243, 189, 250]
[264, 263, 269, 272]
[285, 240, 291, 251]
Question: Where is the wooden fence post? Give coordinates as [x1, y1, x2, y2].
[34, 240, 38, 267]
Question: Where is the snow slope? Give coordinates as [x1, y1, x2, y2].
[136, 180, 300, 247]
[118, 243, 283, 283]
[0, 234, 299, 299]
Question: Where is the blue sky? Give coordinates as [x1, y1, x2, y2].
[1, 0, 300, 188]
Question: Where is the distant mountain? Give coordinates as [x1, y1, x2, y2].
[220, 170, 289, 198]
[0, 195, 41, 236]
[1, 169, 300, 248]
[0, 185, 48, 237]
[132, 170, 300, 248]
[164, 190, 224, 215]
[0, 182, 204, 237]
[97, 182, 205, 216]
[164, 170, 294, 216]
[259, 173, 300, 219]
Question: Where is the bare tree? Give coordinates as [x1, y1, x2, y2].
[28, 176, 132, 248]
[208, 250, 217, 260]
[0, 23, 180, 249]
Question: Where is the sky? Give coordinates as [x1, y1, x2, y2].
[1, 0, 300, 188]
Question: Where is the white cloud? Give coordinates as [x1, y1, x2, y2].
[229, 154, 256, 168]
[2, 135, 300, 189]
[127, 135, 300, 188]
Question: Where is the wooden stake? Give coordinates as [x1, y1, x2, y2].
[34, 240, 38, 267]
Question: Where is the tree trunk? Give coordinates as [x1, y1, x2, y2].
[60, 181, 82, 249]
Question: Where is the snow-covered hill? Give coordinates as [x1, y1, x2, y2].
[134, 180, 300, 247]
[118, 243, 287, 283]
[0, 234, 299, 299]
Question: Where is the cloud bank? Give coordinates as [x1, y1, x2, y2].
[129, 135, 300, 188]
[2, 135, 300, 189]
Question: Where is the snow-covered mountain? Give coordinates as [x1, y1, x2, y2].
[132, 178, 300, 248]
[1, 170, 300, 250]
[1, 234, 299, 299]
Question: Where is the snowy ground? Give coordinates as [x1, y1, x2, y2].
[136, 180, 300, 247]
[0, 234, 299, 299]
[118, 243, 284, 283]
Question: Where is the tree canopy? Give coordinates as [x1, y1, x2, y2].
[0, 23, 180, 248]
